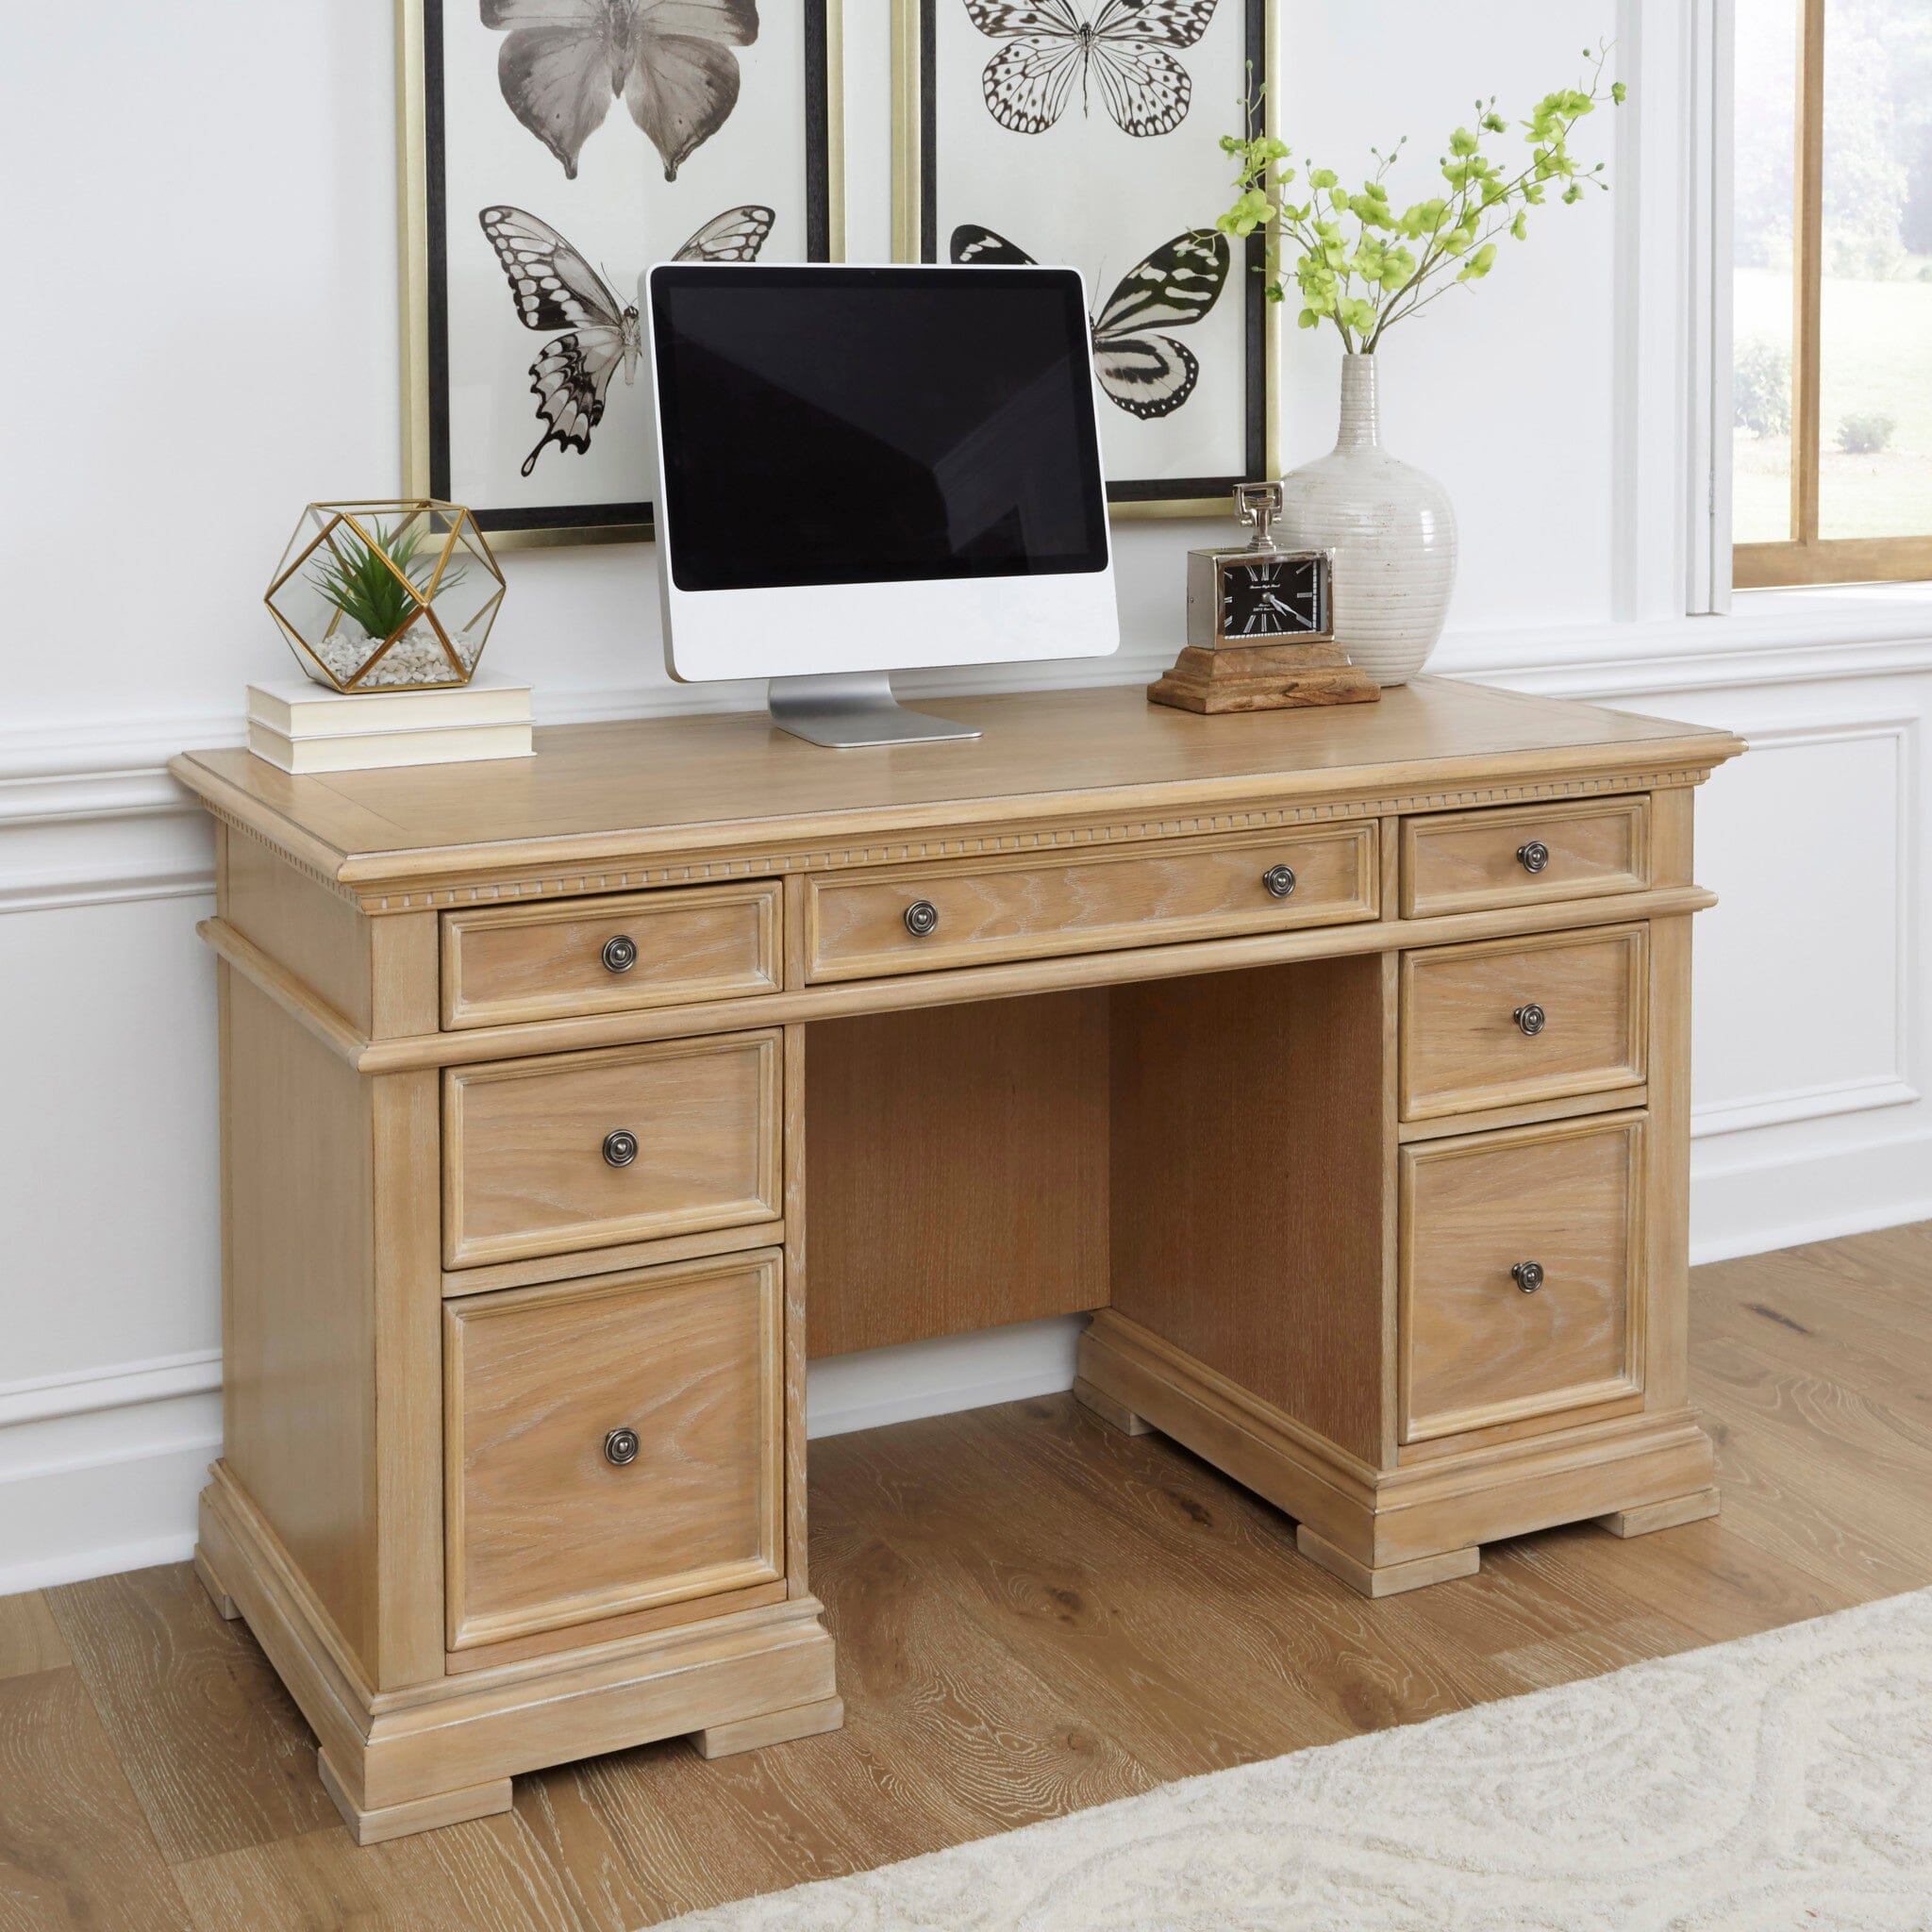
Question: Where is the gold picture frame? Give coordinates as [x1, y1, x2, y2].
[891, 0, 1283, 521]
[394, 0, 847, 552]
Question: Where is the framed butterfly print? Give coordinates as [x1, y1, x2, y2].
[398, 0, 841, 547]
[892, 0, 1279, 518]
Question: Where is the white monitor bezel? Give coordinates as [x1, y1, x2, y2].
[643, 260, 1120, 687]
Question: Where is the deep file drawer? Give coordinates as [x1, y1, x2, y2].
[1400, 1113, 1645, 1443]
[441, 1031, 781, 1268]
[805, 824, 1378, 982]
[443, 1251, 784, 1650]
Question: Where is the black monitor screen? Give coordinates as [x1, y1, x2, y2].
[650, 265, 1109, 593]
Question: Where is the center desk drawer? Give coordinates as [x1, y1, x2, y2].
[805, 824, 1378, 982]
[1402, 924, 1647, 1122]
[441, 882, 781, 1030]
[442, 1031, 781, 1268]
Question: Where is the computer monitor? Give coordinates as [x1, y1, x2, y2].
[645, 262, 1119, 746]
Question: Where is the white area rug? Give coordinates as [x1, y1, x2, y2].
[658, 1587, 1932, 1931]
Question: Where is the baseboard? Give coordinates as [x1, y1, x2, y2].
[0, 1354, 220, 1593]
[0, 1435, 214, 1593]
[805, 1315, 1086, 1439]
[1690, 1126, 1932, 1266]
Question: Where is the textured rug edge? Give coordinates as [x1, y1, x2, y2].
[647, 1584, 1932, 1932]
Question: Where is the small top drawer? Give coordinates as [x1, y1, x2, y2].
[1402, 798, 1650, 920]
[441, 883, 780, 1030]
[442, 1030, 781, 1268]
[1402, 924, 1648, 1122]
[805, 824, 1378, 983]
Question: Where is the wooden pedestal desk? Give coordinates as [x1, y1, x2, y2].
[170, 679, 1742, 1842]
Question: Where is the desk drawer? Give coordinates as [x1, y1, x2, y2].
[442, 1032, 781, 1268]
[1401, 1115, 1644, 1443]
[1402, 798, 1650, 920]
[805, 824, 1378, 982]
[1401, 924, 1647, 1122]
[441, 883, 780, 1030]
[444, 1252, 784, 1650]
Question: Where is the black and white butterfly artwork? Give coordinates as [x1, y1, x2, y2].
[961, 0, 1218, 138]
[480, 204, 774, 476]
[480, 0, 760, 182]
[951, 224, 1228, 419]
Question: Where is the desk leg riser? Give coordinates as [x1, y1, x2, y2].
[1294, 1527, 1479, 1598]
[317, 1752, 512, 1846]
[1595, 1490, 1721, 1538]
[1072, 1375, 1151, 1436]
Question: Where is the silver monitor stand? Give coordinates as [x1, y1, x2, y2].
[766, 673, 982, 749]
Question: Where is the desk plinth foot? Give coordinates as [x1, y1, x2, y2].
[318, 1750, 512, 1846]
[1296, 1525, 1480, 1598]
[192, 1544, 241, 1622]
[1594, 1489, 1720, 1539]
[691, 1694, 845, 1761]
[1073, 1375, 1153, 1437]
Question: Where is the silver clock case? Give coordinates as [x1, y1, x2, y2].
[1185, 543, 1337, 650]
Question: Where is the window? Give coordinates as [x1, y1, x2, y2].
[1733, 0, 1932, 586]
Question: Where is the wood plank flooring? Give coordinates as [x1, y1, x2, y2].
[4, 1222, 1930, 1932]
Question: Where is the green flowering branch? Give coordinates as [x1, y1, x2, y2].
[1216, 44, 1626, 354]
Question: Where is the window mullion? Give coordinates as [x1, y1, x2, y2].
[1790, 0, 1826, 547]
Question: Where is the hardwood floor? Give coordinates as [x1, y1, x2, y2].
[5, 1222, 1930, 1932]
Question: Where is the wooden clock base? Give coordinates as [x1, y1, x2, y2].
[1149, 641, 1381, 715]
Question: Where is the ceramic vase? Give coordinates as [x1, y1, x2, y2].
[1276, 354, 1457, 687]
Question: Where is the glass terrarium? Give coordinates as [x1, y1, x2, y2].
[265, 501, 506, 692]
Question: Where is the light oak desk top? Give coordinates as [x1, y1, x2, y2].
[170, 678, 1743, 1843]
[175, 678, 1739, 901]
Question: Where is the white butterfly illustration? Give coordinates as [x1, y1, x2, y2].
[951, 224, 1229, 418]
[480, 204, 775, 476]
[962, 0, 1219, 138]
[480, 0, 759, 181]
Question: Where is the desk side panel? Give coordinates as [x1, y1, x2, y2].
[221, 969, 379, 1675]
[1108, 956, 1391, 1467]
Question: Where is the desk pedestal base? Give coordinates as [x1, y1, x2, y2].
[195, 1465, 840, 1841]
[1077, 1310, 1718, 1598]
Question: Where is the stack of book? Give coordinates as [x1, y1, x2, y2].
[244, 673, 534, 774]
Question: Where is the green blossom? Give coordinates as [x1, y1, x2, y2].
[1210, 46, 1624, 353]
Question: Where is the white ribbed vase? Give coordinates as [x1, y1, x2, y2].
[1277, 354, 1457, 687]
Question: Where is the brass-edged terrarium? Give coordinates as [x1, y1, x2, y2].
[265, 501, 505, 692]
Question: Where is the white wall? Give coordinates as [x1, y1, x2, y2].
[3, 1, 1928, 1591]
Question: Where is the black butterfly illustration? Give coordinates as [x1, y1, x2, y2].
[481, 205, 774, 476]
[951, 225, 1228, 418]
[480, 0, 759, 181]
[961, 0, 1218, 138]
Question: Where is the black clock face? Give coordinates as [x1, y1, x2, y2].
[1220, 556, 1324, 641]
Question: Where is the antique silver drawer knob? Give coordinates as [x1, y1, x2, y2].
[904, 899, 941, 938]
[1262, 864, 1297, 899]
[602, 934, 639, 974]
[1517, 841, 1551, 874]
[1513, 1003, 1547, 1037]
[604, 1427, 641, 1466]
[602, 1129, 639, 1168]
[1511, 1260, 1545, 1294]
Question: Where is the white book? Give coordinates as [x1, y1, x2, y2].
[246, 671, 533, 739]
[247, 719, 534, 774]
